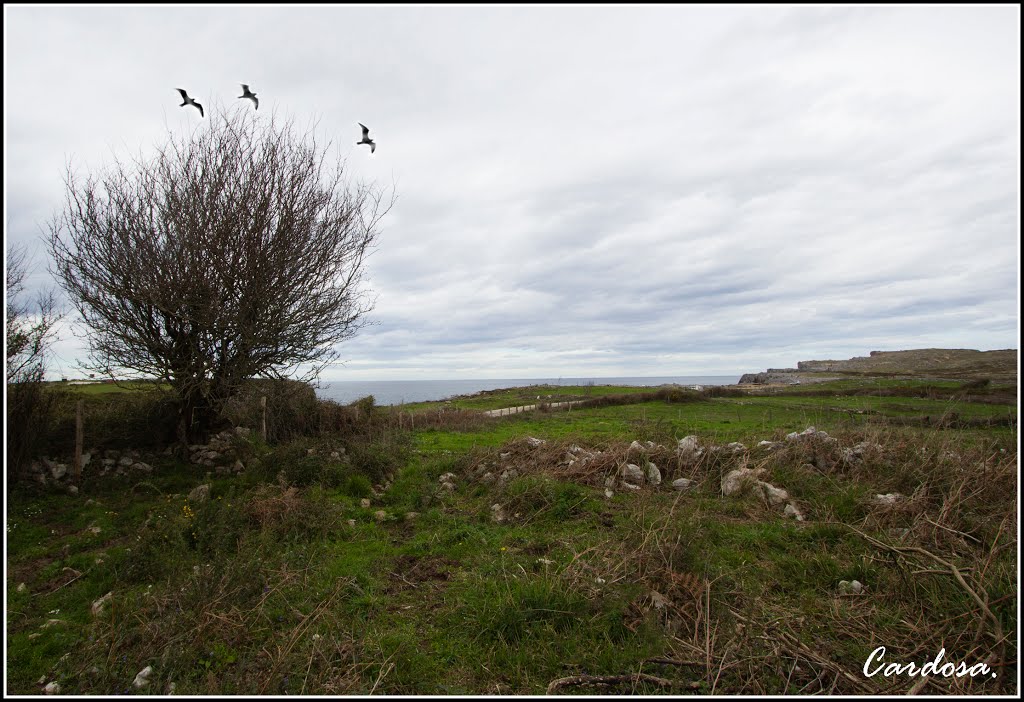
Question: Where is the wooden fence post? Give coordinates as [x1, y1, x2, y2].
[74, 400, 84, 481]
[260, 395, 267, 441]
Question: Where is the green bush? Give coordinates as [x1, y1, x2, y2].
[341, 474, 373, 499]
[220, 379, 320, 442]
[44, 388, 179, 456]
[248, 440, 348, 488]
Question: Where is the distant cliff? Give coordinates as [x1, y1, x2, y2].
[739, 348, 1017, 384]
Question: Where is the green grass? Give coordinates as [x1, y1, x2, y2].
[44, 379, 170, 395]
[6, 377, 1017, 695]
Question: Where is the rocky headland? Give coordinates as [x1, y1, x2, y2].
[738, 348, 1017, 385]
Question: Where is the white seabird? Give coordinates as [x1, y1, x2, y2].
[357, 123, 376, 153]
[176, 88, 204, 118]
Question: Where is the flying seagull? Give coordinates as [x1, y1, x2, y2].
[176, 88, 203, 118]
[238, 83, 258, 110]
[357, 123, 376, 153]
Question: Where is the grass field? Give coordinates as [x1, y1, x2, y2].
[6, 379, 1017, 695]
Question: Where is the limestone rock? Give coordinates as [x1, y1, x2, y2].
[188, 484, 211, 503]
[92, 592, 113, 617]
[525, 437, 546, 447]
[872, 493, 903, 506]
[133, 665, 153, 689]
[676, 436, 704, 463]
[784, 503, 805, 521]
[645, 462, 662, 486]
[721, 467, 765, 496]
[671, 478, 695, 492]
[44, 682, 61, 695]
[838, 579, 864, 595]
[620, 463, 645, 485]
[759, 483, 790, 506]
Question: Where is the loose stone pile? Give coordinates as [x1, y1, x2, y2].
[458, 427, 901, 525]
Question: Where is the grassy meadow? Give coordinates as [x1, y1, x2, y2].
[5, 378, 1017, 695]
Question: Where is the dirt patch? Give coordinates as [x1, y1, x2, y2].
[386, 555, 460, 593]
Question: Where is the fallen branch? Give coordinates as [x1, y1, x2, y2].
[546, 673, 684, 694]
[643, 657, 705, 668]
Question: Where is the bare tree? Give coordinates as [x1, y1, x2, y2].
[6, 242, 63, 473]
[48, 106, 393, 445]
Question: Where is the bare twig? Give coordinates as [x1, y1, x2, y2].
[545, 673, 685, 694]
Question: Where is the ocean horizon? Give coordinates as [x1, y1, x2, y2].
[314, 375, 741, 406]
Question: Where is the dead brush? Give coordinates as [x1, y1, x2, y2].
[243, 479, 343, 540]
[555, 493, 721, 687]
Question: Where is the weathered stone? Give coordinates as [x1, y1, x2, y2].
[629, 440, 645, 452]
[721, 467, 765, 496]
[872, 493, 903, 506]
[784, 503, 804, 521]
[234, 426, 251, 437]
[133, 665, 153, 689]
[233, 460, 245, 473]
[373, 510, 388, 522]
[671, 478, 695, 492]
[188, 484, 211, 503]
[405, 512, 419, 521]
[838, 580, 864, 595]
[92, 591, 113, 617]
[759, 482, 789, 506]
[499, 469, 518, 482]
[44, 682, 61, 695]
[620, 463, 645, 485]
[41, 619, 66, 629]
[677, 436, 703, 462]
[490, 504, 506, 523]
[67, 485, 79, 495]
[17, 582, 27, 593]
[645, 462, 662, 486]
[725, 442, 747, 454]
[499, 452, 511, 461]
[621, 482, 642, 491]
[604, 488, 614, 499]
[50, 462, 69, 480]
[525, 436, 546, 447]
[347, 519, 356, 527]
[101, 458, 116, 467]
[118, 456, 134, 467]
[131, 462, 153, 473]
[359, 498, 371, 508]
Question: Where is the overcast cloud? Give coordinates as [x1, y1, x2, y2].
[4, 5, 1019, 380]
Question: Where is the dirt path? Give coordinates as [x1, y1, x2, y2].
[483, 400, 586, 417]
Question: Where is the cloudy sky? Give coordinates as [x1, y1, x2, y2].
[4, 5, 1020, 381]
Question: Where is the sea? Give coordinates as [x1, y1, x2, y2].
[313, 375, 741, 407]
